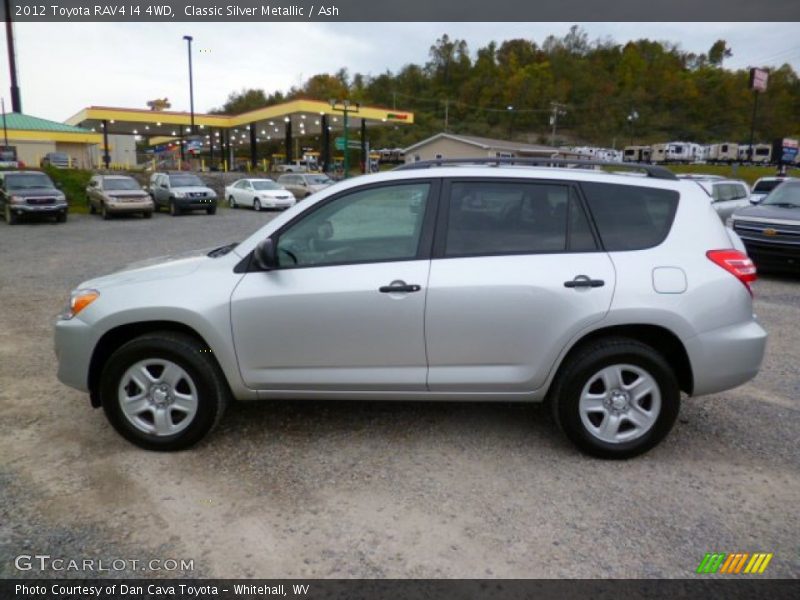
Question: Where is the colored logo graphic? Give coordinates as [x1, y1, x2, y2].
[696, 552, 773, 574]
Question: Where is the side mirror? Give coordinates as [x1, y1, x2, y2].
[253, 238, 278, 271]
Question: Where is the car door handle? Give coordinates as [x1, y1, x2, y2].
[379, 282, 421, 293]
[564, 275, 605, 288]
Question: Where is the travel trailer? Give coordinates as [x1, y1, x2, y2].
[622, 145, 651, 162]
[707, 143, 739, 163]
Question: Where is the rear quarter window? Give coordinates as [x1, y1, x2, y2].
[580, 182, 679, 251]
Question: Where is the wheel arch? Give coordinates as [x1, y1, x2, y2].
[87, 321, 222, 408]
[550, 324, 694, 397]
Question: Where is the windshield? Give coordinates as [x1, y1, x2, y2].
[169, 174, 205, 187]
[307, 175, 332, 185]
[5, 173, 55, 190]
[761, 182, 800, 207]
[753, 179, 784, 193]
[103, 177, 141, 191]
[252, 180, 281, 190]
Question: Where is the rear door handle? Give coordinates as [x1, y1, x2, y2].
[564, 275, 605, 288]
[379, 281, 421, 293]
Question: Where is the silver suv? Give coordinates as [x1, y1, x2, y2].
[54, 159, 767, 458]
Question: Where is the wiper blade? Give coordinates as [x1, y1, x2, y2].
[207, 242, 238, 258]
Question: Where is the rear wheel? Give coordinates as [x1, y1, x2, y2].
[550, 337, 680, 459]
[99, 332, 229, 451]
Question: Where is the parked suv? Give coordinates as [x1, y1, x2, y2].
[54, 159, 767, 458]
[87, 175, 154, 219]
[149, 172, 217, 215]
[691, 178, 750, 222]
[1, 170, 68, 224]
[277, 173, 333, 199]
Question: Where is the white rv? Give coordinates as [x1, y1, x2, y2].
[738, 144, 772, 164]
[622, 145, 651, 162]
[708, 143, 739, 163]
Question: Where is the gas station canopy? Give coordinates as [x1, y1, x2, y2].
[65, 99, 414, 169]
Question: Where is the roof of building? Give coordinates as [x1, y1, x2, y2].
[1, 112, 93, 133]
[403, 132, 565, 155]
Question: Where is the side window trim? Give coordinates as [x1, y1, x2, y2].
[241, 178, 442, 273]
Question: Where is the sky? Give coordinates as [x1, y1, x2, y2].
[1, 22, 798, 122]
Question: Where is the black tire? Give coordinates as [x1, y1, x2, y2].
[169, 200, 179, 216]
[549, 337, 680, 459]
[228, 195, 237, 209]
[99, 332, 229, 451]
[253, 199, 261, 212]
[56, 211, 67, 223]
[89, 200, 97, 214]
[143, 211, 153, 219]
[206, 205, 216, 215]
[101, 204, 110, 220]
[5, 204, 17, 225]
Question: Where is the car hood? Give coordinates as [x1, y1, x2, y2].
[78, 248, 213, 290]
[8, 187, 61, 197]
[733, 204, 800, 221]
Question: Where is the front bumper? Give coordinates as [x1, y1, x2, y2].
[742, 240, 800, 272]
[10, 202, 68, 214]
[264, 197, 295, 208]
[107, 201, 154, 213]
[54, 317, 98, 393]
[685, 319, 768, 396]
[175, 196, 217, 209]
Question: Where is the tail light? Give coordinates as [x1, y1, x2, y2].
[706, 249, 757, 295]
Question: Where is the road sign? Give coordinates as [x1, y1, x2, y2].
[334, 137, 362, 150]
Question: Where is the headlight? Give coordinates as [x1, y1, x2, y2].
[62, 289, 100, 320]
[9, 195, 24, 204]
[174, 191, 186, 198]
[56, 194, 66, 202]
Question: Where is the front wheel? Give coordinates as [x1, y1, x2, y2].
[550, 338, 680, 459]
[169, 200, 179, 216]
[206, 205, 216, 215]
[253, 199, 261, 212]
[56, 211, 67, 223]
[228, 195, 237, 209]
[5, 204, 18, 225]
[99, 332, 229, 451]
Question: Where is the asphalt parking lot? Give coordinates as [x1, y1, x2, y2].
[0, 209, 798, 579]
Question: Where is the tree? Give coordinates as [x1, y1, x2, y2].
[211, 88, 269, 115]
[708, 40, 732, 67]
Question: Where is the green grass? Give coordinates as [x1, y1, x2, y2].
[41, 166, 93, 214]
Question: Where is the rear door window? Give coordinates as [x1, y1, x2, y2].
[443, 181, 597, 257]
[580, 182, 679, 251]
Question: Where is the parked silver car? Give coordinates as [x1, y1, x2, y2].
[691, 178, 750, 222]
[54, 160, 767, 458]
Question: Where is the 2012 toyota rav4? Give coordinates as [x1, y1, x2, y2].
[54, 159, 768, 458]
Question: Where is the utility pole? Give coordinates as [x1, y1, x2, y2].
[183, 35, 195, 134]
[4, 0, 22, 112]
[507, 105, 514, 140]
[550, 102, 567, 147]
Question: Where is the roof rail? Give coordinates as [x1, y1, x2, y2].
[394, 157, 678, 180]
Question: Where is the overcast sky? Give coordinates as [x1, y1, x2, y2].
[2, 22, 798, 122]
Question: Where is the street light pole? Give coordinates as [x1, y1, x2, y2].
[507, 105, 514, 140]
[183, 35, 195, 135]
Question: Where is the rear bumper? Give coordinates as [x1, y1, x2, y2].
[685, 319, 767, 396]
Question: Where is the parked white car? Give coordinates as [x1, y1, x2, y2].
[750, 176, 798, 204]
[225, 178, 295, 211]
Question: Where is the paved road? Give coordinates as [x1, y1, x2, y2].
[0, 211, 798, 579]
